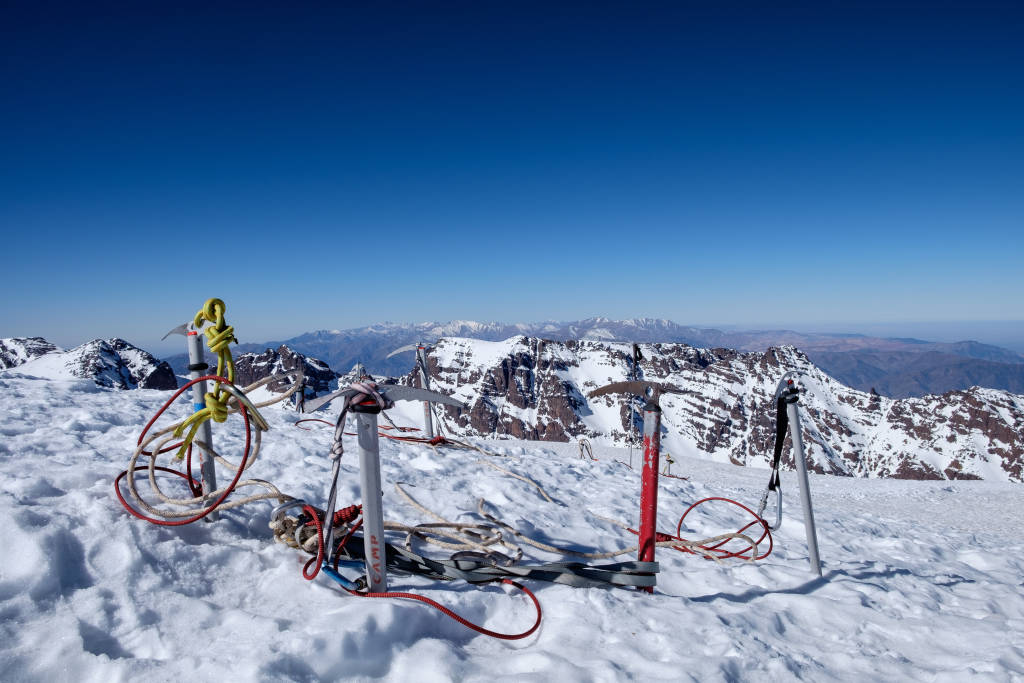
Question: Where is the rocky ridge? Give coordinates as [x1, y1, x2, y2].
[0, 337, 58, 369]
[1, 337, 177, 390]
[168, 317, 1024, 397]
[395, 337, 1024, 483]
[232, 345, 337, 395]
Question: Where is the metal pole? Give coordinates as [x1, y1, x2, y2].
[186, 330, 218, 522]
[417, 345, 434, 439]
[637, 399, 662, 593]
[354, 408, 387, 592]
[785, 390, 822, 576]
[295, 376, 306, 413]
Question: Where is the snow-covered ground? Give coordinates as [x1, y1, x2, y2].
[1, 374, 1023, 682]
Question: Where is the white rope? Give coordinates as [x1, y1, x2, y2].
[122, 371, 303, 520]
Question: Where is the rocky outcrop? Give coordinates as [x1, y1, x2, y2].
[0, 337, 58, 369]
[399, 337, 1024, 483]
[5, 338, 177, 390]
[232, 345, 336, 394]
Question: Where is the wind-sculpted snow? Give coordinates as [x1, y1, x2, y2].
[399, 337, 1024, 483]
[0, 374, 1023, 680]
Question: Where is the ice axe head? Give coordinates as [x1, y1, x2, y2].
[302, 383, 466, 414]
[162, 322, 191, 340]
[587, 381, 690, 408]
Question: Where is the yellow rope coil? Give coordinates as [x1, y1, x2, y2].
[172, 298, 238, 458]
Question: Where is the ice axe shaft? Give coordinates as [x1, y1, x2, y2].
[774, 374, 822, 576]
[588, 381, 683, 592]
[165, 322, 219, 522]
[318, 384, 466, 593]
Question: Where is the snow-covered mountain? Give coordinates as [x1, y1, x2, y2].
[390, 337, 1023, 483]
[1, 337, 177, 390]
[166, 317, 1024, 397]
[0, 337, 58, 369]
[232, 345, 337, 395]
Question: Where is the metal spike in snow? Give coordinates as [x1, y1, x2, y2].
[386, 343, 436, 439]
[163, 322, 220, 522]
[588, 381, 688, 593]
[764, 372, 822, 576]
[305, 383, 467, 593]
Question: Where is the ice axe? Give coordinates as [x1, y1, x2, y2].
[305, 383, 466, 593]
[163, 321, 220, 521]
[587, 381, 690, 592]
[763, 372, 822, 576]
[387, 342, 436, 438]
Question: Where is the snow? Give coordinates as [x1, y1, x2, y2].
[1, 374, 1023, 681]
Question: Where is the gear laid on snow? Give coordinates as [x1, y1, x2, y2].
[115, 298, 821, 642]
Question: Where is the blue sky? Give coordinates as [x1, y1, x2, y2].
[1, 2, 1022, 353]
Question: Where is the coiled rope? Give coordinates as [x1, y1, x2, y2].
[115, 298, 304, 524]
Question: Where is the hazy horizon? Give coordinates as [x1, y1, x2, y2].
[8, 316, 1022, 359]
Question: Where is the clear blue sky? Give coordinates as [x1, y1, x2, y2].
[2, 2, 1022, 354]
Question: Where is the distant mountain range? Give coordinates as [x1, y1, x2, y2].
[163, 317, 1024, 398]
[6, 332, 1022, 482]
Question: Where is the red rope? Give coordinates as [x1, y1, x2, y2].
[114, 375, 252, 526]
[622, 496, 773, 561]
[344, 579, 542, 641]
[299, 506, 541, 641]
[302, 504, 326, 580]
[332, 517, 363, 571]
[674, 497, 773, 561]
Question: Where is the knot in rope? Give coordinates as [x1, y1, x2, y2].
[192, 298, 236, 384]
[330, 431, 346, 460]
[332, 504, 361, 526]
[205, 391, 230, 423]
[204, 324, 235, 354]
[193, 297, 226, 330]
[348, 382, 393, 411]
[330, 382, 394, 461]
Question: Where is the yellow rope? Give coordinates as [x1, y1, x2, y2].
[172, 298, 237, 459]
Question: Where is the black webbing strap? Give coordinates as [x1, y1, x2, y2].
[768, 393, 789, 491]
[334, 536, 659, 588]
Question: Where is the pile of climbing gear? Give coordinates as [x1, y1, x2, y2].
[115, 298, 819, 642]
